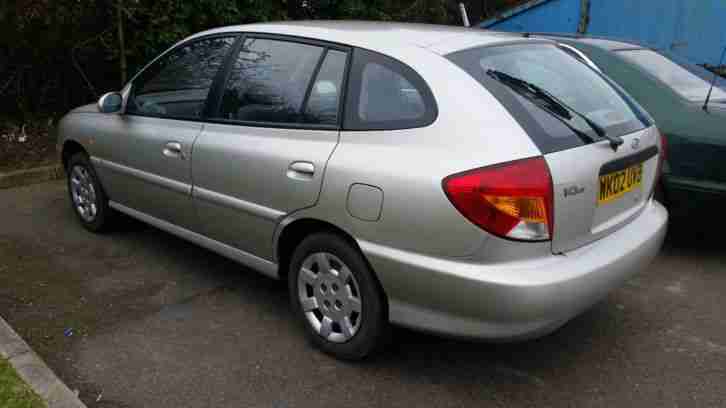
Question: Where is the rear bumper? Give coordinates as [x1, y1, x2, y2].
[359, 199, 668, 340]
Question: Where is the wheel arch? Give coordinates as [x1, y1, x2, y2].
[61, 139, 88, 170]
[274, 217, 389, 311]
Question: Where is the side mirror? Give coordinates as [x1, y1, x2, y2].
[98, 92, 123, 114]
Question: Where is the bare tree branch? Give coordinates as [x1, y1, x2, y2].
[71, 28, 113, 99]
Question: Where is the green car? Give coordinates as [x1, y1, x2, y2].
[539, 34, 726, 216]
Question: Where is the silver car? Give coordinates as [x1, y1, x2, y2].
[57, 22, 668, 359]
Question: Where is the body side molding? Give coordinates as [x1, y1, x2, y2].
[109, 201, 279, 279]
[91, 156, 191, 195]
[193, 186, 285, 221]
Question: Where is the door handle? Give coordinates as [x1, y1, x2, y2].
[287, 161, 315, 180]
[163, 142, 185, 160]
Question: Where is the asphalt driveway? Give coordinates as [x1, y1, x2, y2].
[1, 181, 725, 407]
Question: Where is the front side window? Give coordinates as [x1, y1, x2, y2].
[127, 36, 237, 119]
[618, 49, 726, 102]
[448, 43, 650, 153]
[216, 38, 324, 124]
[344, 48, 437, 130]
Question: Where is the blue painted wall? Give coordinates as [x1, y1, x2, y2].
[481, 0, 726, 66]
[484, 0, 581, 34]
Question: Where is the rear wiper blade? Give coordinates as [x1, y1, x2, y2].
[486, 69, 624, 151]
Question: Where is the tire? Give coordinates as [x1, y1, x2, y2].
[288, 232, 389, 360]
[66, 152, 113, 232]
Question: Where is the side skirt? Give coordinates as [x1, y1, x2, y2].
[109, 201, 279, 279]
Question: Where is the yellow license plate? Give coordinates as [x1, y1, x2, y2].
[598, 163, 643, 205]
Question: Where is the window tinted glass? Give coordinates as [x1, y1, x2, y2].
[128, 36, 236, 119]
[217, 38, 324, 124]
[344, 48, 437, 130]
[303, 50, 347, 125]
[359, 63, 425, 123]
[448, 44, 649, 153]
[618, 49, 726, 102]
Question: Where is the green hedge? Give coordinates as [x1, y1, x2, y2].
[0, 0, 521, 119]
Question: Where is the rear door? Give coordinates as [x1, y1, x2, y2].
[191, 36, 349, 259]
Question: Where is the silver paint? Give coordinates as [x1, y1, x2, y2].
[346, 184, 383, 222]
[69, 165, 98, 222]
[298, 252, 362, 343]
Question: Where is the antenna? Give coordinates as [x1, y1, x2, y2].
[704, 46, 726, 112]
[459, 3, 470, 27]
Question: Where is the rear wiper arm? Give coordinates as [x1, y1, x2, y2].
[486, 69, 624, 151]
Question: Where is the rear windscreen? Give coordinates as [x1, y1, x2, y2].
[447, 43, 651, 154]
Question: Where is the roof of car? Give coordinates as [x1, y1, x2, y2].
[192, 21, 532, 54]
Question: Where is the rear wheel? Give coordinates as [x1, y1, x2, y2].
[288, 232, 388, 360]
[67, 153, 113, 232]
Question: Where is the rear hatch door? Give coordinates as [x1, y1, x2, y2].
[446, 40, 660, 253]
[546, 127, 660, 253]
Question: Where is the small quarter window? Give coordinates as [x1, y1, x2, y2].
[359, 63, 425, 122]
[344, 48, 437, 130]
[127, 36, 237, 119]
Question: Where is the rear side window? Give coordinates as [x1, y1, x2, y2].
[448, 43, 650, 154]
[128, 36, 237, 119]
[344, 48, 437, 130]
[303, 49, 348, 125]
[216, 38, 324, 124]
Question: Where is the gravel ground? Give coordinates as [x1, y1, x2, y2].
[1, 181, 725, 408]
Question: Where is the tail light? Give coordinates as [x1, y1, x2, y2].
[443, 157, 554, 241]
[654, 129, 668, 196]
[657, 129, 667, 177]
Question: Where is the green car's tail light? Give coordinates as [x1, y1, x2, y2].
[657, 129, 667, 181]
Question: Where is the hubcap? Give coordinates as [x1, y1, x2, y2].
[298, 252, 362, 343]
[70, 165, 98, 222]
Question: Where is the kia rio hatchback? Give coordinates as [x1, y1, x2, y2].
[57, 22, 668, 359]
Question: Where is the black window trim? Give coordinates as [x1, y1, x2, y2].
[343, 47, 438, 131]
[205, 32, 353, 131]
[125, 33, 242, 123]
[124, 31, 353, 131]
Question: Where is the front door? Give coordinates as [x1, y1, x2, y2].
[192, 37, 349, 259]
[98, 35, 238, 229]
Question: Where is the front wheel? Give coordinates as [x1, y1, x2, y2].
[67, 153, 113, 232]
[288, 232, 389, 360]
